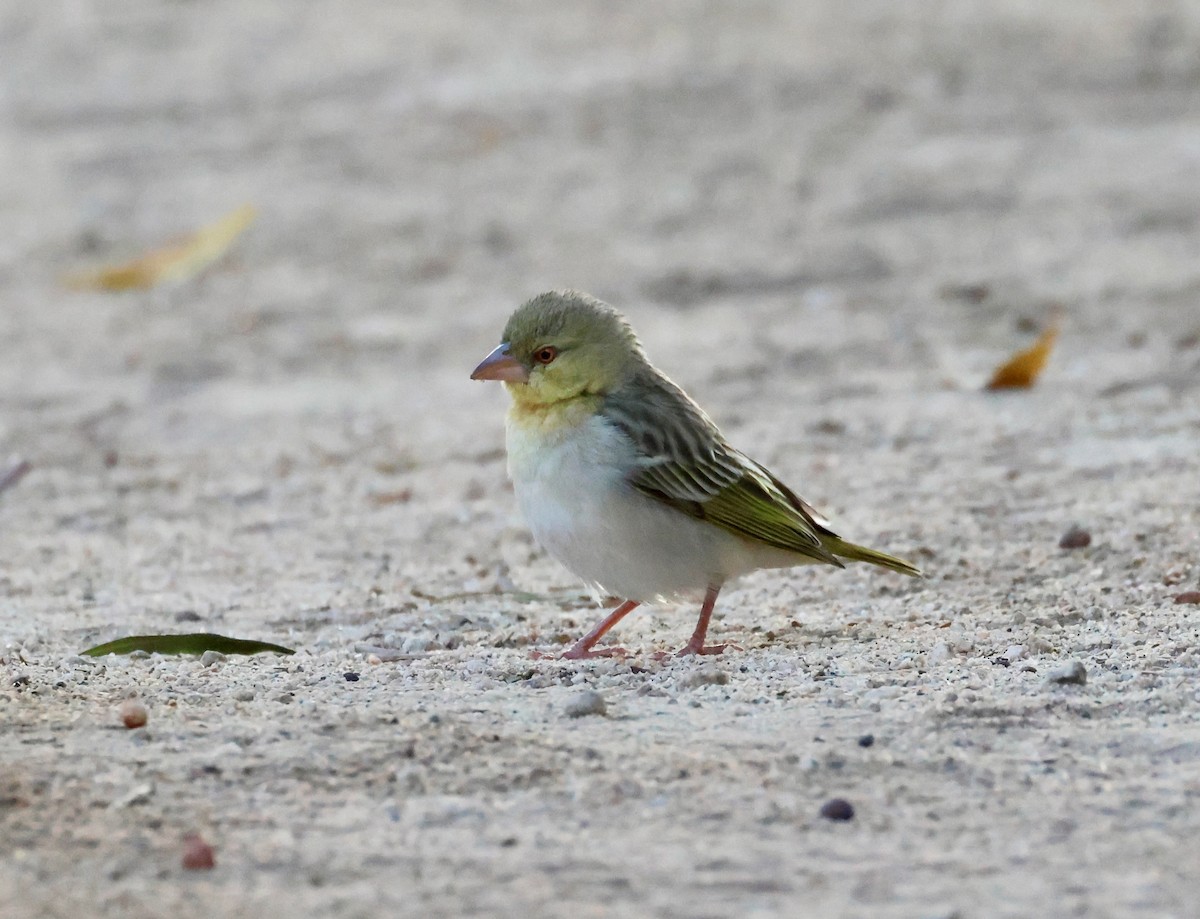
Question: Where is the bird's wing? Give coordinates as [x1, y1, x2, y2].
[601, 377, 843, 567]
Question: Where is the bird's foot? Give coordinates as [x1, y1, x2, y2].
[676, 643, 739, 657]
[676, 641, 727, 657]
[649, 642, 732, 661]
[558, 644, 628, 660]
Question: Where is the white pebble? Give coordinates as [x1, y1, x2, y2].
[564, 690, 607, 718]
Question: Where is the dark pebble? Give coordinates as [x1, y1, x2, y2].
[181, 834, 216, 870]
[1059, 526, 1092, 549]
[343, 672, 360, 682]
[819, 798, 855, 821]
[1045, 661, 1088, 686]
[1174, 591, 1200, 605]
[857, 734, 875, 748]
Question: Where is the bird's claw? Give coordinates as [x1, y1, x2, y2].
[558, 645, 628, 660]
[649, 642, 732, 661]
[679, 643, 728, 656]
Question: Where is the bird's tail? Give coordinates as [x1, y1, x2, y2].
[823, 537, 923, 577]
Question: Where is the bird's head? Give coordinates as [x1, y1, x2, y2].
[470, 290, 645, 405]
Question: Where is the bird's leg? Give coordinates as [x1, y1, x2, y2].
[676, 584, 727, 656]
[560, 600, 640, 659]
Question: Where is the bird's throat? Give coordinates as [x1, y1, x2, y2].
[505, 386, 602, 436]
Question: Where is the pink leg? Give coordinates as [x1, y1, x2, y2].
[561, 600, 640, 659]
[676, 584, 727, 656]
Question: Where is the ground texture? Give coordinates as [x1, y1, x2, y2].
[2, 2, 1200, 917]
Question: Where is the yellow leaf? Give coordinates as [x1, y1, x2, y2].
[985, 324, 1059, 390]
[66, 204, 256, 291]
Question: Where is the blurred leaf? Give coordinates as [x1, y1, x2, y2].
[82, 632, 294, 657]
[66, 204, 257, 291]
[985, 324, 1059, 390]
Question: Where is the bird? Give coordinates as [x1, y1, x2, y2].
[470, 290, 921, 659]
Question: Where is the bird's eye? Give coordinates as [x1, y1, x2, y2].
[533, 346, 558, 365]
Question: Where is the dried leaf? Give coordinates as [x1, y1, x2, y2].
[82, 632, 294, 657]
[66, 204, 256, 291]
[986, 324, 1059, 390]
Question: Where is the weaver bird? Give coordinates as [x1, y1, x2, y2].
[471, 290, 920, 659]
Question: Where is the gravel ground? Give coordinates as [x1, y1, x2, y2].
[3, 2, 1200, 917]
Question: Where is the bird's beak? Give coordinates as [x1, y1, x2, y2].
[470, 343, 529, 383]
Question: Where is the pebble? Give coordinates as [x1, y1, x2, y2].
[857, 734, 875, 748]
[681, 665, 729, 688]
[199, 650, 225, 667]
[1026, 636, 1053, 654]
[181, 834, 216, 870]
[928, 643, 951, 665]
[119, 699, 148, 729]
[1059, 526, 1092, 549]
[564, 690, 607, 718]
[343, 672, 360, 682]
[819, 798, 855, 821]
[234, 689, 255, 702]
[113, 783, 155, 808]
[998, 645, 1026, 664]
[1045, 661, 1088, 686]
[1174, 591, 1200, 605]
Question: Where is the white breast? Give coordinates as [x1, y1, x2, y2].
[505, 412, 776, 602]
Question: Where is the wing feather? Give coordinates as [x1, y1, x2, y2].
[602, 373, 842, 567]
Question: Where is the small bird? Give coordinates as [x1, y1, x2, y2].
[471, 290, 921, 659]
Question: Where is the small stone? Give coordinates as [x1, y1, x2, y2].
[181, 834, 216, 870]
[119, 700, 148, 729]
[857, 734, 875, 748]
[343, 672, 360, 682]
[928, 643, 951, 665]
[113, 782, 155, 808]
[997, 644, 1026, 665]
[819, 798, 855, 821]
[174, 610, 202, 623]
[564, 690, 607, 718]
[1059, 526, 1092, 549]
[367, 654, 383, 665]
[199, 650, 225, 667]
[681, 665, 729, 688]
[234, 689, 255, 702]
[401, 636, 430, 654]
[1174, 591, 1200, 605]
[1045, 661, 1087, 686]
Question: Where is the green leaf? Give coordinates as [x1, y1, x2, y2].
[81, 633, 295, 657]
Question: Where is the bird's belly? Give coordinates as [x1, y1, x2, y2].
[517, 475, 728, 601]
[508, 418, 750, 601]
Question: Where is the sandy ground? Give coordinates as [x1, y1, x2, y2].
[3, 2, 1200, 917]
